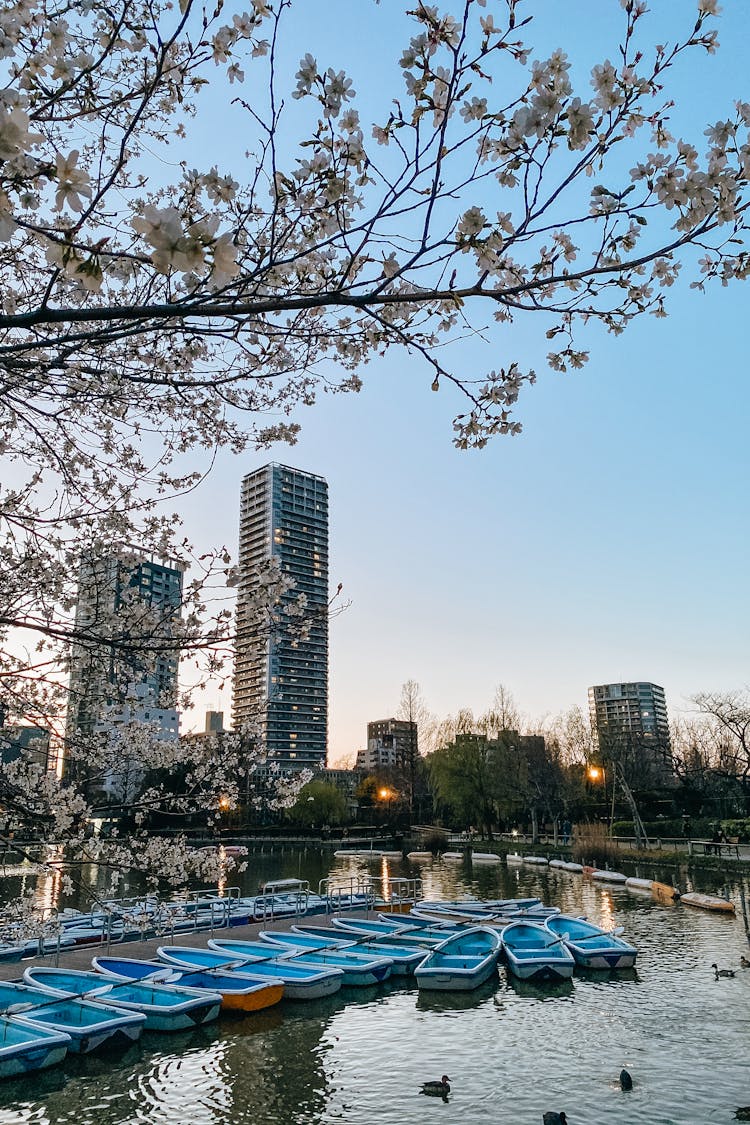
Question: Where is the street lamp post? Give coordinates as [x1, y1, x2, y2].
[378, 787, 395, 826]
[587, 764, 613, 835]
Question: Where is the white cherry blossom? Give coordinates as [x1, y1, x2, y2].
[0, 0, 747, 934]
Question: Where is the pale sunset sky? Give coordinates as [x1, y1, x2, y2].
[177, 1, 749, 760]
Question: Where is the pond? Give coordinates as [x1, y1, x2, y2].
[0, 850, 748, 1125]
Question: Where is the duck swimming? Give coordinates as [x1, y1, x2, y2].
[740, 956, 750, 969]
[712, 963, 736, 979]
[420, 1075, 450, 1097]
[543, 1114, 568, 1125]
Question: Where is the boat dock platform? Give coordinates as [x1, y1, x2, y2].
[0, 912, 366, 983]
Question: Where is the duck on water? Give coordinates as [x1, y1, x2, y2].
[420, 1075, 450, 1098]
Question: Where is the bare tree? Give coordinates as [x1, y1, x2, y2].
[396, 679, 433, 815]
[691, 689, 750, 795]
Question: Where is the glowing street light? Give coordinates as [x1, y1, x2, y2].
[377, 786, 396, 821]
[587, 763, 615, 835]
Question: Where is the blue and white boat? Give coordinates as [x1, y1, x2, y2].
[414, 927, 501, 991]
[91, 956, 284, 1013]
[501, 921, 575, 982]
[408, 897, 541, 917]
[0, 981, 145, 1053]
[208, 936, 391, 988]
[330, 917, 453, 947]
[23, 966, 222, 1032]
[543, 916, 637, 970]
[158, 944, 343, 1000]
[288, 926, 427, 976]
[410, 901, 558, 925]
[0, 1015, 71, 1078]
[252, 933, 393, 986]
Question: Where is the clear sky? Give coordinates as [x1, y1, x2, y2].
[177, 1, 750, 760]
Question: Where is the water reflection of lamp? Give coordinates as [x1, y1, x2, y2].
[380, 856, 391, 902]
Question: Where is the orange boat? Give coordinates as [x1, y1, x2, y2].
[219, 980, 285, 1012]
[651, 881, 680, 904]
[92, 956, 285, 1014]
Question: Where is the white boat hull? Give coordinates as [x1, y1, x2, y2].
[415, 960, 497, 991]
[504, 954, 575, 982]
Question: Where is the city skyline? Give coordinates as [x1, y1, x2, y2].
[156, 3, 745, 762]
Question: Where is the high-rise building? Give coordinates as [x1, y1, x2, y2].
[204, 710, 225, 733]
[588, 681, 672, 781]
[0, 726, 51, 770]
[358, 719, 418, 773]
[233, 464, 329, 770]
[65, 550, 183, 793]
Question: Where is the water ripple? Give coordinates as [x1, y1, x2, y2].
[0, 858, 747, 1124]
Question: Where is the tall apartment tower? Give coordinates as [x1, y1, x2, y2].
[233, 464, 329, 770]
[588, 681, 671, 778]
[66, 550, 183, 745]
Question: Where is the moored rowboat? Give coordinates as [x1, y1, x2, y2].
[92, 956, 284, 1012]
[590, 869, 627, 884]
[176, 942, 344, 999]
[651, 881, 680, 904]
[414, 927, 501, 992]
[501, 921, 575, 982]
[23, 966, 222, 1032]
[679, 892, 735, 914]
[0, 1016, 71, 1078]
[287, 931, 427, 976]
[0, 981, 145, 1054]
[544, 915, 637, 970]
[248, 936, 393, 986]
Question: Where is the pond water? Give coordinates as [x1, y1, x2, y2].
[0, 851, 748, 1125]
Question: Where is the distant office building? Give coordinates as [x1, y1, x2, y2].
[358, 719, 418, 773]
[0, 726, 51, 770]
[314, 767, 366, 819]
[65, 550, 183, 798]
[233, 464, 329, 770]
[588, 681, 672, 780]
[205, 710, 225, 733]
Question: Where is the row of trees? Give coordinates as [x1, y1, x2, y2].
[349, 683, 750, 841]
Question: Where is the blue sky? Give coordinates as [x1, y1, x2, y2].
[179, 1, 749, 759]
